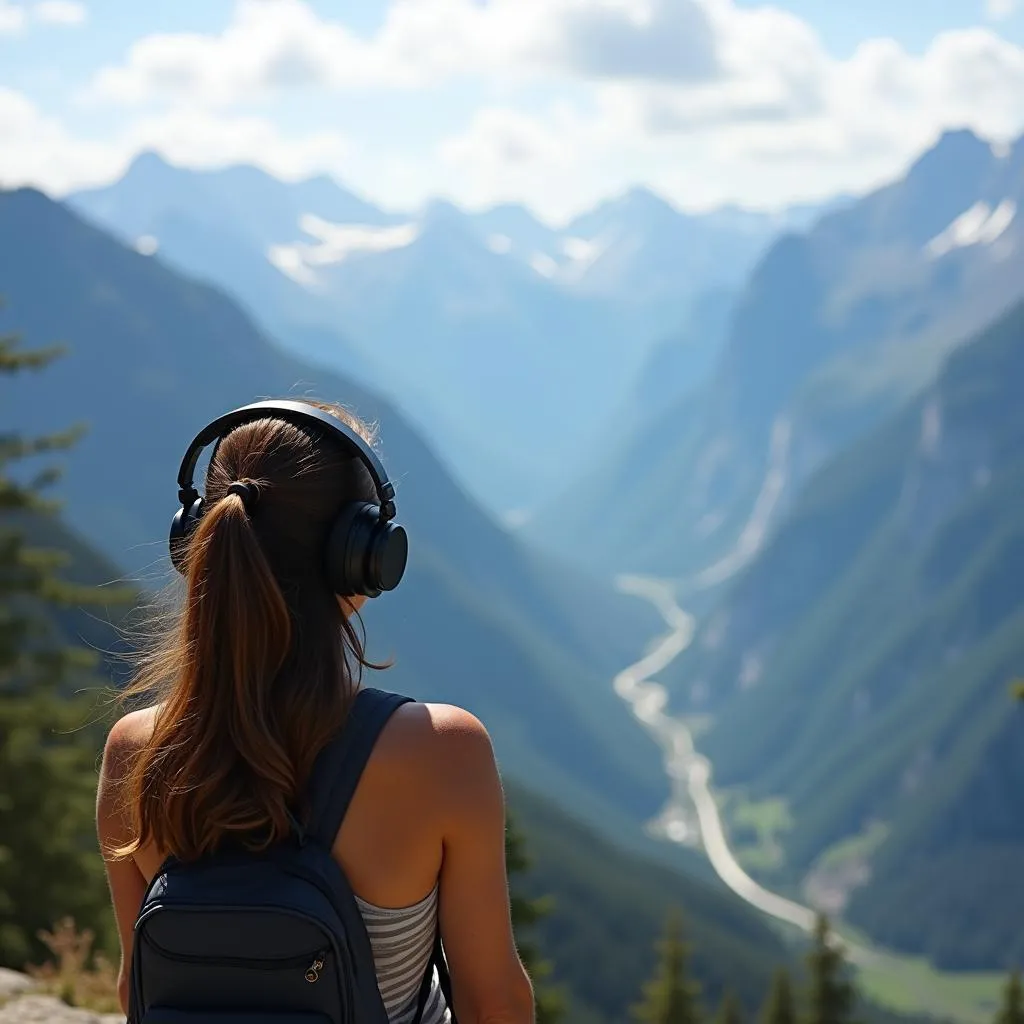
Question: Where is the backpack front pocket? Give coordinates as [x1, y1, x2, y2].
[141, 1011, 333, 1024]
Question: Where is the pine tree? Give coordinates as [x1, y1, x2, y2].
[803, 915, 857, 1024]
[996, 970, 1024, 1024]
[631, 909, 703, 1024]
[715, 989, 742, 1024]
[760, 968, 797, 1024]
[506, 811, 565, 1024]
[0, 320, 123, 967]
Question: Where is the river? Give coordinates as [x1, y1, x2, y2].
[613, 572, 877, 966]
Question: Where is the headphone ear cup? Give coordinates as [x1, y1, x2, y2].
[368, 520, 408, 595]
[327, 502, 408, 598]
[327, 502, 375, 597]
[169, 498, 204, 575]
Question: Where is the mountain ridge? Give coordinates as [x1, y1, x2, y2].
[68, 152, 818, 515]
[530, 126, 1024, 578]
[0, 183, 667, 843]
[670, 296, 1024, 970]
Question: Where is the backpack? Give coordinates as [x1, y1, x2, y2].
[127, 687, 455, 1024]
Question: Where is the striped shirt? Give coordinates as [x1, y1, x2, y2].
[355, 882, 451, 1024]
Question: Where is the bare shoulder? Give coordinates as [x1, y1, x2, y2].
[384, 700, 494, 759]
[102, 705, 159, 767]
[96, 706, 160, 853]
[380, 700, 500, 805]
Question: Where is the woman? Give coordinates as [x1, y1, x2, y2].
[96, 399, 535, 1024]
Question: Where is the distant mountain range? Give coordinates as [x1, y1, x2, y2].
[530, 128, 1024, 578]
[668, 295, 1024, 971]
[0, 185, 667, 843]
[67, 154, 826, 516]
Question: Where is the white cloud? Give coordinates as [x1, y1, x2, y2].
[0, 0, 86, 31]
[531, 0, 719, 81]
[435, 15, 1024, 218]
[0, 88, 120, 191]
[438, 104, 616, 218]
[0, 88, 350, 195]
[86, 0, 417, 106]
[33, 0, 87, 25]
[10, 0, 1024, 219]
[126, 107, 351, 180]
[86, 0, 727, 107]
[83, 0, 1024, 140]
[0, 1, 26, 33]
[440, 107, 576, 179]
[986, 0, 1016, 20]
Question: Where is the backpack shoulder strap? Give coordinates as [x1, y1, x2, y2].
[306, 687, 414, 848]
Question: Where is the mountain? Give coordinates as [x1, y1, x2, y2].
[69, 155, 805, 516]
[506, 779, 790, 1021]
[630, 286, 737, 422]
[465, 201, 560, 258]
[509, 782, 944, 1024]
[668, 297, 1024, 970]
[68, 154, 392, 393]
[532, 129, 1024, 577]
[559, 187, 782, 305]
[0, 185, 668, 842]
[262, 198, 644, 514]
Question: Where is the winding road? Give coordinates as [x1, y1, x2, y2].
[612, 577, 876, 964]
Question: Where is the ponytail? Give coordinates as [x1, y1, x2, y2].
[111, 409, 383, 863]
[114, 484, 313, 861]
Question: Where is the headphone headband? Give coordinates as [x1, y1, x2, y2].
[176, 399, 396, 520]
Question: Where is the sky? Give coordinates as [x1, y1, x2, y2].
[1, 0, 1024, 223]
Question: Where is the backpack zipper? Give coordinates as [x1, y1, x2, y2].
[304, 952, 326, 983]
[143, 933, 331, 979]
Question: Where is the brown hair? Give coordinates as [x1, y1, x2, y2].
[113, 400, 387, 862]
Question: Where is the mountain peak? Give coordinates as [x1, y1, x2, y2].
[420, 197, 470, 229]
[477, 200, 545, 227]
[566, 184, 682, 238]
[615, 185, 680, 218]
[908, 127, 992, 181]
[122, 149, 180, 181]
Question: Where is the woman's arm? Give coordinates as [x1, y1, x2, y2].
[95, 712, 150, 1015]
[434, 708, 535, 1024]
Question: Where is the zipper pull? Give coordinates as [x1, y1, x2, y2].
[305, 954, 325, 983]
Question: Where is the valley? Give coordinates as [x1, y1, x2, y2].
[612, 573, 1005, 1024]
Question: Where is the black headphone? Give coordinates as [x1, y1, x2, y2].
[169, 400, 408, 598]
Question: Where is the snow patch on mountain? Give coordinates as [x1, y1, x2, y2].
[486, 233, 513, 254]
[267, 216, 420, 286]
[529, 251, 558, 277]
[925, 199, 1016, 259]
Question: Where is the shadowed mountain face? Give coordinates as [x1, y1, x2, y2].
[506, 779, 790, 1020]
[670, 298, 1024, 970]
[0, 185, 667, 839]
[531, 129, 1024, 579]
[68, 155, 814, 515]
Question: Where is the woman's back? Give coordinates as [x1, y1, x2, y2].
[95, 399, 534, 1024]
[101, 693, 527, 1023]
